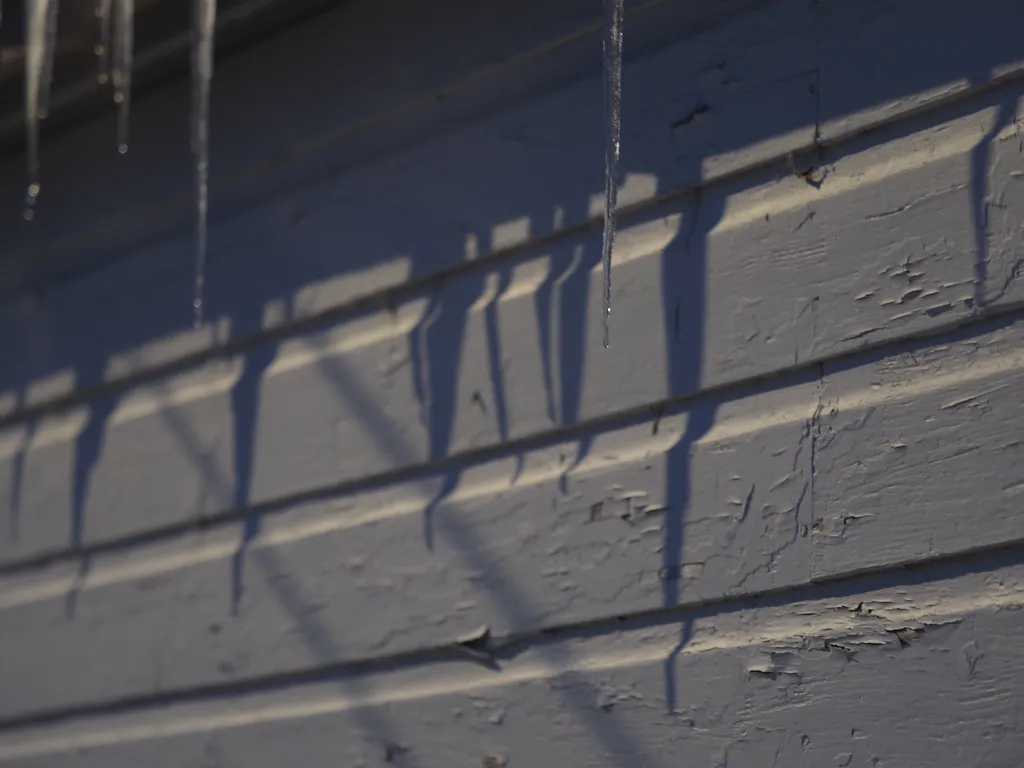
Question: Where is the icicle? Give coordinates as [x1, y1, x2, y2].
[111, 0, 133, 153]
[191, 0, 216, 327]
[95, 0, 113, 84]
[24, 0, 53, 220]
[37, 0, 59, 119]
[601, 0, 623, 348]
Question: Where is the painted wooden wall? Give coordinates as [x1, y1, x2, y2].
[0, 0, 1022, 764]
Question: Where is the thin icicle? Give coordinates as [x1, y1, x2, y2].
[24, 0, 52, 220]
[38, 0, 59, 120]
[191, 0, 217, 327]
[601, 0, 623, 348]
[111, 0, 133, 153]
[96, 0, 113, 84]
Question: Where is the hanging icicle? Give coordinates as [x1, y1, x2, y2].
[601, 0, 623, 348]
[111, 0, 133, 153]
[24, 0, 56, 220]
[24, 0, 218, 325]
[191, 0, 216, 328]
[38, 0, 59, 119]
[96, 0, 113, 83]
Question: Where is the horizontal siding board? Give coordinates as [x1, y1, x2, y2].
[0, 0, 819, 403]
[2, 0, 1020, 418]
[0, 0, 1022, 756]
[812, 320, 1024, 576]
[4, 317, 1024, 718]
[0, 385, 816, 719]
[1, 558, 1021, 765]
[0, 0, 641, 273]
[817, 0, 1024, 140]
[1, 0, 1018, 299]
[2, 84, 1023, 564]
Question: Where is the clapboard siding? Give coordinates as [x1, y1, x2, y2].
[1, 554, 1022, 766]
[2, 72, 1024, 568]
[4, 312, 1024, 721]
[0, 0, 1022, 763]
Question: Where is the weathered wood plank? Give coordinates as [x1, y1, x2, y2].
[0, 0, 818, 405]
[1, 0, 1022, 759]
[813, 318, 1024, 577]
[0, 381, 816, 719]
[2, 82, 1022, 565]
[1, 556, 1020, 766]
[817, 0, 1024, 140]
[3, 316, 1024, 719]
[1, 0, 1020, 426]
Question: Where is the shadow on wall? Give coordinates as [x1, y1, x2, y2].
[1, 0, 1023, 758]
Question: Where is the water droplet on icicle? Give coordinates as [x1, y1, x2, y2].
[191, 0, 217, 328]
[24, 0, 55, 221]
[601, 0, 623, 349]
[112, 0, 134, 154]
[95, 0, 113, 84]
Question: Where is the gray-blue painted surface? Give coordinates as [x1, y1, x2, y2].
[0, 0, 1022, 764]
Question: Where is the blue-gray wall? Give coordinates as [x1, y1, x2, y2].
[0, 0, 1022, 764]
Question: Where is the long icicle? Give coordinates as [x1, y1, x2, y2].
[37, 0, 59, 119]
[601, 0, 623, 348]
[191, 0, 217, 327]
[111, 0, 133, 153]
[96, 0, 113, 84]
[24, 0, 52, 220]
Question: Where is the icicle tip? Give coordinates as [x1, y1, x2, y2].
[193, 297, 204, 330]
[23, 183, 40, 220]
